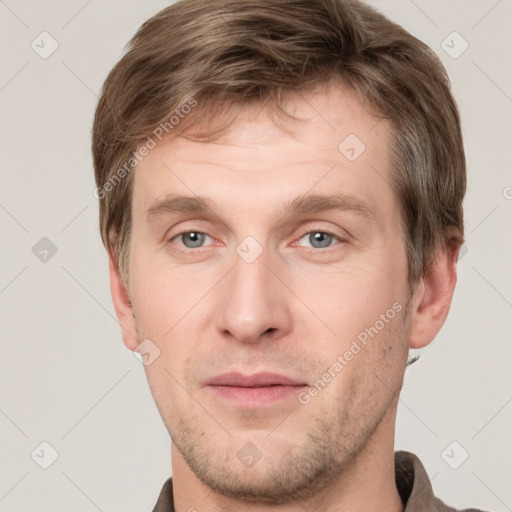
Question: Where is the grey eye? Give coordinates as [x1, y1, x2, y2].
[301, 231, 337, 249]
[180, 232, 207, 248]
[294, 231, 339, 249]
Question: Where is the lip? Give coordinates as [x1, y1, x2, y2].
[205, 372, 307, 408]
[206, 371, 305, 387]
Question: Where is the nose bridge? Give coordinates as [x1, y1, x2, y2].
[214, 244, 287, 343]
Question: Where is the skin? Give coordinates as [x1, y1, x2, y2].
[109, 82, 459, 512]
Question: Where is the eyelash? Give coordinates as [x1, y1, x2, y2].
[168, 229, 346, 251]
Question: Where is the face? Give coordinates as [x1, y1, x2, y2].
[126, 84, 413, 504]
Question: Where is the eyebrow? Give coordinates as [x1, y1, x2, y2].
[145, 192, 375, 222]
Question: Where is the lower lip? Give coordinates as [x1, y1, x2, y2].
[207, 385, 307, 407]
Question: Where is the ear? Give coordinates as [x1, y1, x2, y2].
[408, 243, 460, 349]
[109, 251, 139, 351]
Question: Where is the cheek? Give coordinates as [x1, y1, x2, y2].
[130, 252, 216, 339]
[129, 256, 219, 399]
[296, 255, 410, 396]
[296, 254, 407, 340]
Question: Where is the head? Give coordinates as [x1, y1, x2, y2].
[93, 0, 465, 505]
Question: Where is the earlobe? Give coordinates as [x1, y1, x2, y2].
[408, 244, 459, 349]
[108, 252, 139, 351]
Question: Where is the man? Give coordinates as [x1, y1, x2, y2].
[92, 0, 485, 510]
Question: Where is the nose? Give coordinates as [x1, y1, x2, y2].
[214, 247, 292, 345]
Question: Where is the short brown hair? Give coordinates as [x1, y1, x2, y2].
[92, 0, 466, 288]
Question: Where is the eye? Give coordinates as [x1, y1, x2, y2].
[170, 231, 213, 249]
[296, 231, 342, 249]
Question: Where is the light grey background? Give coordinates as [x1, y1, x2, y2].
[0, 1, 510, 511]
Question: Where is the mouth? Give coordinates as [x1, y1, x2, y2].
[205, 372, 308, 408]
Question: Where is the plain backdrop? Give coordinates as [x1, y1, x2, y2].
[0, 1, 511, 511]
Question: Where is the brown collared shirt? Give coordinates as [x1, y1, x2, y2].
[151, 450, 487, 512]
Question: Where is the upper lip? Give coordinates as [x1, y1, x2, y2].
[206, 372, 306, 387]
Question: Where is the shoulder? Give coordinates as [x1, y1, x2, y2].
[151, 477, 174, 512]
[395, 451, 489, 512]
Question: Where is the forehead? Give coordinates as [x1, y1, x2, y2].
[132, 83, 395, 221]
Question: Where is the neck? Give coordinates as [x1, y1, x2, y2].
[171, 405, 403, 512]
